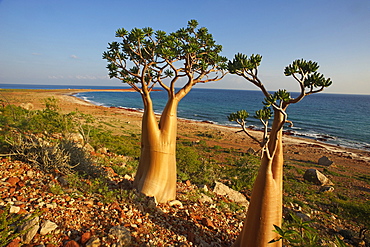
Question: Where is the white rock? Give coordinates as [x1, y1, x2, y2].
[168, 200, 183, 207]
[198, 184, 209, 192]
[9, 205, 20, 213]
[40, 220, 58, 235]
[213, 181, 249, 207]
[303, 169, 334, 186]
[199, 193, 213, 204]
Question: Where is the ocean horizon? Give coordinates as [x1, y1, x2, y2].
[2, 83, 370, 151]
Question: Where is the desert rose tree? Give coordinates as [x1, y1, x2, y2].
[103, 20, 227, 203]
[228, 55, 332, 246]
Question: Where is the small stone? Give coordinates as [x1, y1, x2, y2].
[46, 202, 57, 209]
[109, 226, 131, 246]
[68, 133, 84, 144]
[84, 143, 95, 153]
[81, 232, 91, 244]
[199, 193, 213, 204]
[9, 205, 20, 213]
[64, 240, 80, 247]
[85, 237, 101, 247]
[97, 147, 109, 154]
[201, 218, 215, 229]
[198, 184, 208, 192]
[84, 200, 94, 206]
[6, 238, 20, 247]
[168, 200, 183, 207]
[247, 147, 256, 154]
[295, 212, 310, 222]
[6, 177, 20, 187]
[40, 220, 58, 235]
[318, 156, 334, 166]
[26, 170, 34, 177]
[320, 186, 335, 193]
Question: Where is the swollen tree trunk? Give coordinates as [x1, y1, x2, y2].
[233, 110, 284, 247]
[133, 95, 179, 203]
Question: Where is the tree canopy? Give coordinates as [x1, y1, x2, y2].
[103, 20, 228, 98]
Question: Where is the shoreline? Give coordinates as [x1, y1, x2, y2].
[71, 89, 370, 153]
[2, 88, 370, 165]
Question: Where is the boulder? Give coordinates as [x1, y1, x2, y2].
[213, 181, 249, 207]
[303, 169, 334, 186]
[318, 156, 334, 166]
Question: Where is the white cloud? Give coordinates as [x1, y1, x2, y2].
[48, 75, 109, 80]
[70, 55, 79, 59]
[48, 75, 64, 79]
[32, 52, 42, 56]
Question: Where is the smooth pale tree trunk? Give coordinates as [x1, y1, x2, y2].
[133, 95, 179, 203]
[233, 110, 284, 247]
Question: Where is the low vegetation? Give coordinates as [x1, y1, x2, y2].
[0, 98, 369, 246]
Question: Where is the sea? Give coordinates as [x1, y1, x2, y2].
[2, 84, 370, 151]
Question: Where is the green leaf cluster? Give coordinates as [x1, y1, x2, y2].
[227, 53, 262, 74]
[284, 59, 332, 91]
[269, 213, 321, 247]
[263, 89, 291, 107]
[227, 109, 249, 122]
[254, 107, 272, 121]
[284, 59, 319, 76]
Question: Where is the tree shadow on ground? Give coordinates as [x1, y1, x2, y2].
[119, 179, 237, 247]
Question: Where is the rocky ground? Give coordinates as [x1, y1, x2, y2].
[0, 155, 245, 246]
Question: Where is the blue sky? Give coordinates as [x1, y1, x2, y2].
[0, 0, 369, 94]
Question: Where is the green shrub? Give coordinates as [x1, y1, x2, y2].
[223, 154, 260, 191]
[89, 128, 140, 158]
[176, 142, 216, 185]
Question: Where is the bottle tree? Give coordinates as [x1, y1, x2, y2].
[227, 55, 332, 246]
[103, 20, 227, 203]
